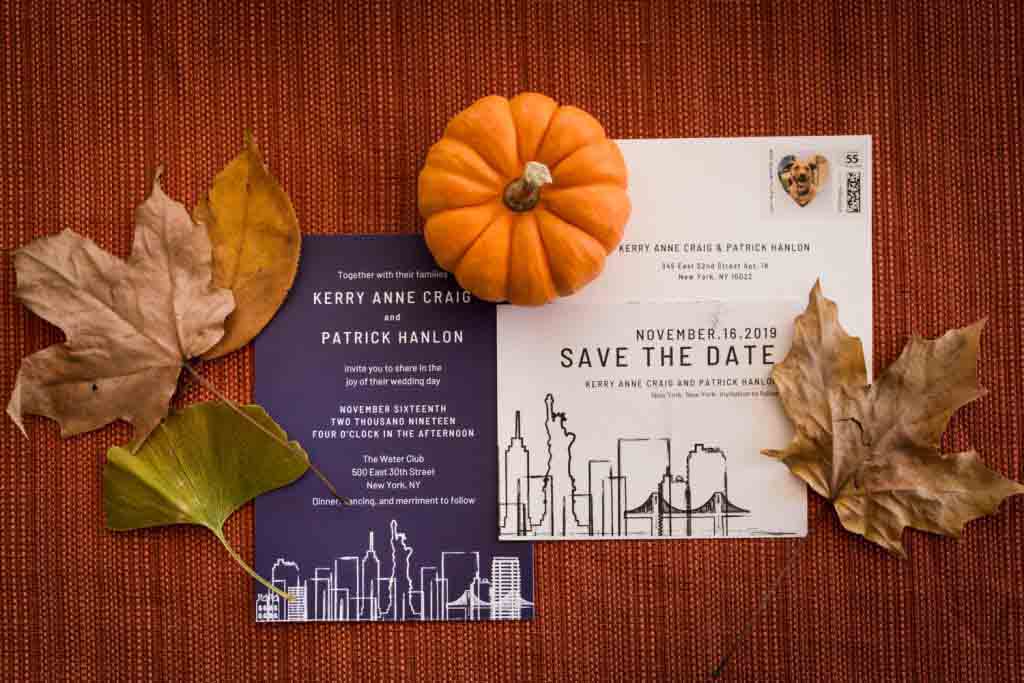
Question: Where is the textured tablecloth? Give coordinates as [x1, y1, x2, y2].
[2, 1, 1022, 680]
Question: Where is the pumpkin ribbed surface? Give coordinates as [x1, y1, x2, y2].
[418, 93, 630, 305]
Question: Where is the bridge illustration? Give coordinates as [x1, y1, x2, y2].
[613, 440, 751, 538]
[623, 473, 750, 537]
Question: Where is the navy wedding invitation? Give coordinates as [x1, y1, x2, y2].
[254, 235, 533, 622]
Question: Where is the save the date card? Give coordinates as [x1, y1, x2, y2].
[498, 299, 806, 540]
[497, 136, 871, 541]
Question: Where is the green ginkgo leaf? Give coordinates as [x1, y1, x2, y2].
[104, 401, 309, 599]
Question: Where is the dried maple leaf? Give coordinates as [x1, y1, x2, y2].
[765, 282, 1023, 556]
[7, 170, 235, 445]
[194, 132, 301, 359]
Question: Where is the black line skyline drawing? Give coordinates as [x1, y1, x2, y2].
[256, 519, 533, 622]
[499, 393, 754, 539]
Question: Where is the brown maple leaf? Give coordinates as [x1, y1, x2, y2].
[765, 282, 1023, 556]
[7, 169, 235, 445]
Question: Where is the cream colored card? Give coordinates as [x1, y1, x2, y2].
[572, 137, 872, 371]
[497, 137, 872, 541]
[497, 299, 806, 540]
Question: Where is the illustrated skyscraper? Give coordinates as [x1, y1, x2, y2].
[270, 558, 303, 621]
[310, 567, 333, 620]
[490, 557, 528, 620]
[684, 443, 747, 536]
[360, 531, 380, 620]
[500, 411, 531, 535]
[333, 556, 359, 620]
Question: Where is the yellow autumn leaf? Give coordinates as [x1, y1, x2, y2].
[195, 131, 301, 359]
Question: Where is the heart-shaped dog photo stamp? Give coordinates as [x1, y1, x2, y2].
[777, 154, 829, 207]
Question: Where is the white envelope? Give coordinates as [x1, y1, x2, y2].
[497, 137, 872, 541]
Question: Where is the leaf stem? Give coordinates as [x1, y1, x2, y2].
[181, 362, 350, 505]
[213, 528, 293, 601]
[710, 502, 831, 679]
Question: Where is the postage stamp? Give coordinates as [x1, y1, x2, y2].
[767, 145, 868, 219]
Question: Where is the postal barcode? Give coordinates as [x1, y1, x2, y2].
[844, 171, 862, 213]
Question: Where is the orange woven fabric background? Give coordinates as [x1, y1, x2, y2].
[2, 1, 1022, 680]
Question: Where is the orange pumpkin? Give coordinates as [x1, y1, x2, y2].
[418, 93, 630, 305]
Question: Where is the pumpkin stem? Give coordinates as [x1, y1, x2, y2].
[503, 161, 552, 212]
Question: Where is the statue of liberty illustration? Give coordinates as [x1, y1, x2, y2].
[381, 519, 415, 620]
[544, 394, 583, 531]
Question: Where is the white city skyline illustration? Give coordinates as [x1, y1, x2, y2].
[256, 519, 532, 622]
